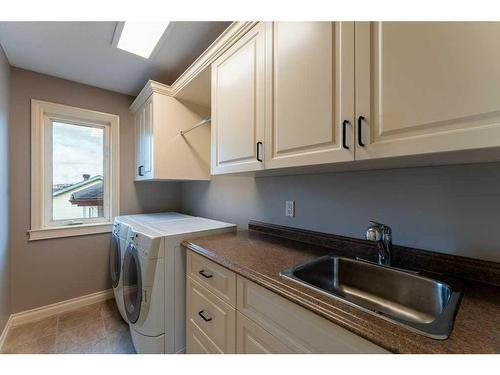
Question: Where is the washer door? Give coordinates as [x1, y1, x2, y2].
[110, 233, 121, 289]
[123, 243, 142, 324]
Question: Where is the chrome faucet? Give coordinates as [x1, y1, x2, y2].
[365, 221, 392, 266]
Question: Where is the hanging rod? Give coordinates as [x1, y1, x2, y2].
[180, 117, 211, 136]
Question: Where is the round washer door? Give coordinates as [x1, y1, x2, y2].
[123, 243, 142, 324]
[110, 233, 121, 289]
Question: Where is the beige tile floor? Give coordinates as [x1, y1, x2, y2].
[1, 299, 136, 354]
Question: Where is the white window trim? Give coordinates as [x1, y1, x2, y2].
[30, 99, 120, 241]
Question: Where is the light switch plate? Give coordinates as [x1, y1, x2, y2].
[285, 201, 295, 217]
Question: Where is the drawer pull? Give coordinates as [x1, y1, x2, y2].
[199, 269, 213, 279]
[198, 310, 212, 322]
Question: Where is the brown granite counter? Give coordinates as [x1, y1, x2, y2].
[182, 222, 500, 354]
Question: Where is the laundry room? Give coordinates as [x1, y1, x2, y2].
[0, 1, 499, 374]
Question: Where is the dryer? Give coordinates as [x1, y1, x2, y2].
[111, 213, 191, 323]
[123, 212, 190, 224]
[123, 225, 164, 353]
[122, 216, 236, 354]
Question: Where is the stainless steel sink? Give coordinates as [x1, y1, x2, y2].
[280, 255, 462, 339]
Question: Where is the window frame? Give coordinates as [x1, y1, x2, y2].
[30, 99, 120, 241]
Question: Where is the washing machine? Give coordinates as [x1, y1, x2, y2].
[122, 216, 236, 354]
[110, 217, 134, 322]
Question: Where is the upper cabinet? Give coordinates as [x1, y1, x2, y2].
[135, 96, 154, 180]
[210, 21, 500, 176]
[211, 22, 266, 175]
[131, 81, 211, 181]
[355, 22, 500, 160]
[211, 21, 356, 174]
[131, 22, 500, 179]
[265, 22, 355, 169]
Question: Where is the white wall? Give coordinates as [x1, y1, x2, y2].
[0, 44, 10, 333]
[182, 162, 500, 263]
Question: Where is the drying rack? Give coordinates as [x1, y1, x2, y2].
[180, 117, 211, 136]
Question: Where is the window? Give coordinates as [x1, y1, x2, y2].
[30, 100, 119, 240]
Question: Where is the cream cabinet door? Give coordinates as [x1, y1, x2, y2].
[134, 105, 144, 179]
[236, 312, 294, 354]
[236, 276, 388, 353]
[141, 98, 153, 177]
[186, 277, 236, 353]
[135, 97, 153, 180]
[356, 22, 500, 160]
[211, 22, 266, 174]
[186, 320, 223, 354]
[265, 22, 355, 169]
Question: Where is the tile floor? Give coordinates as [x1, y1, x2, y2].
[1, 299, 136, 354]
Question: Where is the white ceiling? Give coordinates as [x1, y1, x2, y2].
[0, 21, 230, 96]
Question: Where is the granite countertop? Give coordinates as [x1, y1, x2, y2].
[182, 227, 500, 354]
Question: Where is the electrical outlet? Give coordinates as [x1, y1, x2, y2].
[285, 201, 295, 217]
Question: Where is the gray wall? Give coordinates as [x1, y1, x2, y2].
[181, 162, 500, 263]
[5, 68, 500, 315]
[0, 45, 10, 332]
[9, 68, 181, 313]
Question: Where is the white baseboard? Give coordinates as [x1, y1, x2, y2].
[0, 315, 13, 351]
[10, 289, 114, 327]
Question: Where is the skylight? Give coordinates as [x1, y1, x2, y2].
[116, 22, 170, 59]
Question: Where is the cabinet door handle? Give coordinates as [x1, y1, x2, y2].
[256, 142, 263, 162]
[138, 165, 144, 176]
[342, 120, 350, 149]
[358, 116, 366, 147]
[198, 310, 212, 322]
[198, 269, 213, 279]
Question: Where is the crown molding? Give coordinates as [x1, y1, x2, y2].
[130, 80, 173, 112]
[129, 21, 258, 112]
[169, 21, 258, 97]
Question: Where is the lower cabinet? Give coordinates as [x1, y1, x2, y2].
[186, 319, 223, 354]
[236, 311, 294, 354]
[186, 250, 389, 354]
[236, 276, 388, 353]
[186, 276, 236, 353]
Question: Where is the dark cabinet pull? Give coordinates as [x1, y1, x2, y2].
[256, 141, 263, 162]
[342, 120, 350, 149]
[138, 165, 144, 176]
[198, 269, 213, 279]
[198, 310, 212, 322]
[358, 116, 366, 147]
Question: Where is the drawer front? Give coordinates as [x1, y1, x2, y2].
[236, 312, 295, 354]
[187, 277, 236, 353]
[237, 276, 389, 353]
[186, 319, 222, 354]
[187, 250, 236, 306]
